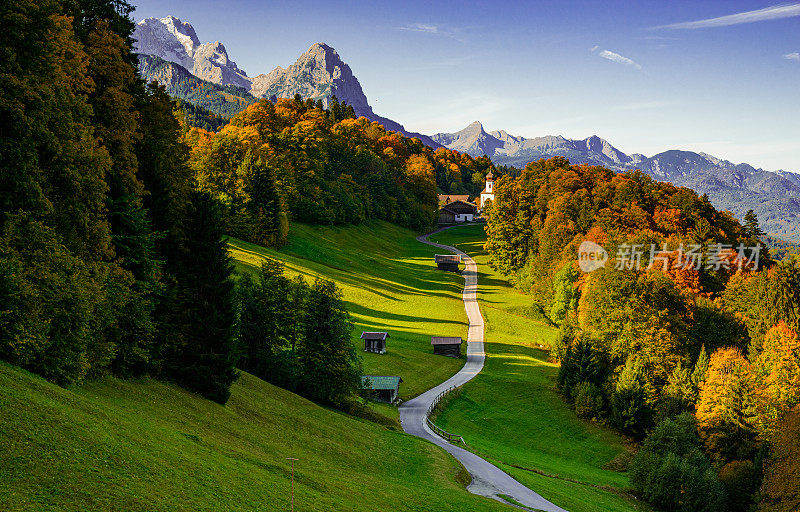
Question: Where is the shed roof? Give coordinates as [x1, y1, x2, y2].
[361, 375, 402, 390]
[431, 337, 463, 345]
[435, 254, 461, 264]
[360, 332, 389, 340]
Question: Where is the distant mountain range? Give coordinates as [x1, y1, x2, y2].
[432, 121, 800, 240]
[133, 16, 439, 147]
[134, 15, 800, 240]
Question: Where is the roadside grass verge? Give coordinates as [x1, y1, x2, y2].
[432, 224, 649, 512]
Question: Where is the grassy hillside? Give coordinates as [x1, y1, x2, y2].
[0, 362, 511, 512]
[228, 222, 467, 400]
[431, 224, 649, 512]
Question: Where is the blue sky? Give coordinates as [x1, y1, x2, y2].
[132, 1, 799, 171]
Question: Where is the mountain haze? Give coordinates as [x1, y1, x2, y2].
[434, 122, 800, 240]
[133, 16, 439, 147]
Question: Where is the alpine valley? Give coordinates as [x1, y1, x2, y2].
[134, 15, 800, 240]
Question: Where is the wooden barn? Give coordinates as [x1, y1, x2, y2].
[360, 375, 403, 403]
[438, 207, 456, 225]
[435, 254, 461, 272]
[431, 337, 463, 357]
[438, 200, 477, 224]
[361, 331, 389, 354]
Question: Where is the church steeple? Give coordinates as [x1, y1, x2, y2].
[485, 171, 494, 193]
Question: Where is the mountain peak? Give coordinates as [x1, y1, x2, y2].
[133, 16, 249, 89]
[307, 42, 336, 54]
[135, 17, 440, 147]
[151, 15, 200, 47]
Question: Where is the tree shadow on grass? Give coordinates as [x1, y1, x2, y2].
[231, 242, 465, 301]
[348, 303, 466, 328]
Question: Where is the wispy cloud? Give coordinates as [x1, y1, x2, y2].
[652, 3, 800, 30]
[591, 46, 642, 70]
[399, 23, 439, 34]
[615, 100, 674, 111]
[785, 52, 800, 61]
[396, 23, 467, 42]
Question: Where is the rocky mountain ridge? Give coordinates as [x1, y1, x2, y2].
[133, 16, 439, 147]
[433, 122, 800, 240]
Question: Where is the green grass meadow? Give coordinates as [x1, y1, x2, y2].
[432, 224, 650, 512]
[1, 221, 650, 512]
[0, 362, 509, 512]
[228, 222, 467, 400]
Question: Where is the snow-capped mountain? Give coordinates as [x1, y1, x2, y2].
[133, 16, 439, 147]
[133, 16, 251, 90]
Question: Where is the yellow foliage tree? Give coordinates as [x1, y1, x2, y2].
[696, 347, 761, 462]
[405, 154, 436, 205]
[754, 322, 800, 438]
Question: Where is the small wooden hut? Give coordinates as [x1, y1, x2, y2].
[438, 207, 456, 225]
[435, 254, 461, 272]
[361, 332, 389, 354]
[431, 337, 463, 357]
[360, 375, 403, 403]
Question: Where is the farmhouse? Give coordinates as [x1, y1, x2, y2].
[438, 200, 477, 224]
[361, 331, 389, 354]
[360, 375, 402, 403]
[435, 254, 461, 272]
[431, 337, 463, 357]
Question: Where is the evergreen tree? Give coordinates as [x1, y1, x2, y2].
[328, 95, 342, 122]
[744, 209, 765, 241]
[237, 260, 295, 387]
[296, 279, 361, 407]
[168, 191, 239, 403]
[136, 83, 194, 370]
[244, 154, 288, 247]
[0, 1, 116, 381]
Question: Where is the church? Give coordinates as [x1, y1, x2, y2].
[479, 171, 495, 210]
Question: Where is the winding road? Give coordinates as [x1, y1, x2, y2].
[398, 228, 568, 512]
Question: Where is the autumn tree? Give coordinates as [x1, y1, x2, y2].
[752, 322, 800, 438]
[758, 405, 800, 512]
[696, 347, 760, 463]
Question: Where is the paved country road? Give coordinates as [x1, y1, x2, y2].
[398, 227, 568, 512]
